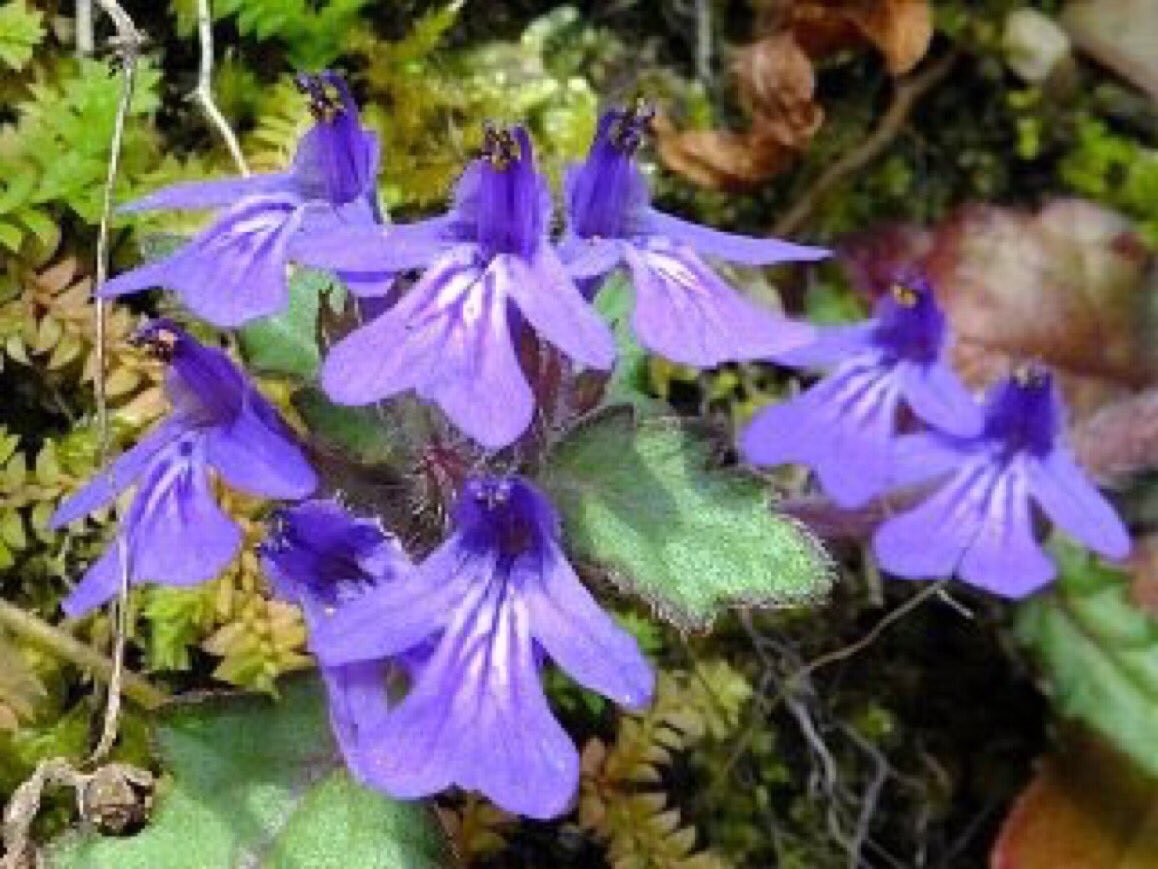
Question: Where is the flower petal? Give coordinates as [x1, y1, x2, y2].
[120, 174, 295, 213]
[895, 359, 983, 437]
[742, 362, 902, 507]
[322, 662, 392, 779]
[310, 541, 481, 666]
[100, 197, 305, 328]
[290, 216, 457, 274]
[50, 420, 182, 528]
[130, 443, 242, 585]
[873, 463, 993, 580]
[557, 235, 624, 281]
[320, 251, 478, 403]
[874, 459, 1055, 597]
[624, 244, 814, 367]
[500, 249, 616, 370]
[353, 579, 578, 819]
[888, 431, 973, 489]
[644, 209, 830, 265]
[61, 541, 126, 617]
[205, 400, 317, 500]
[324, 249, 534, 448]
[957, 462, 1055, 596]
[1027, 448, 1131, 559]
[776, 323, 877, 369]
[522, 546, 653, 709]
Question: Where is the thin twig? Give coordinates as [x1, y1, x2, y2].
[88, 0, 143, 767]
[770, 580, 949, 711]
[772, 51, 958, 237]
[192, 0, 249, 175]
[75, 0, 94, 56]
[693, 0, 712, 85]
[0, 601, 168, 710]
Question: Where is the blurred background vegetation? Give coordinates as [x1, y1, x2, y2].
[1, 1, 1156, 866]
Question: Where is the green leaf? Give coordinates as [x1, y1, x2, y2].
[49, 677, 452, 868]
[1016, 541, 1158, 778]
[538, 409, 833, 630]
[0, 2, 45, 71]
[293, 387, 395, 465]
[239, 268, 337, 379]
[594, 276, 662, 414]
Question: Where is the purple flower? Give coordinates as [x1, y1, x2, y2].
[99, 72, 381, 327]
[559, 105, 828, 367]
[741, 278, 983, 507]
[50, 321, 317, 616]
[260, 499, 414, 775]
[307, 476, 653, 818]
[873, 367, 1131, 597]
[295, 124, 616, 448]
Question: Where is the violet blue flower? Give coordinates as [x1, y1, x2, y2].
[741, 278, 983, 507]
[559, 105, 827, 366]
[873, 366, 1131, 597]
[294, 124, 616, 448]
[307, 476, 653, 819]
[260, 499, 414, 773]
[50, 320, 317, 616]
[99, 72, 382, 327]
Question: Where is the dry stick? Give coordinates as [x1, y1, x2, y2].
[192, 0, 249, 175]
[0, 601, 167, 710]
[88, 0, 143, 767]
[75, 0, 94, 56]
[767, 579, 950, 714]
[771, 50, 959, 238]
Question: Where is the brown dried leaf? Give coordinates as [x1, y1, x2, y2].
[789, 0, 933, 76]
[656, 32, 822, 190]
[1070, 388, 1158, 482]
[654, 119, 799, 191]
[734, 32, 824, 146]
[992, 734, 1158, 869]
[929, 200, 1157, 415]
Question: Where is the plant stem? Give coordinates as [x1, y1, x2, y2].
[0, 600, 168, 710]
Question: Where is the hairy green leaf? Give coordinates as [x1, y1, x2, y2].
[293, 387, 395, 465]
[239, 268, 337, 379]
[594, 276, 664, 415]
[49, 677, 451, 868]
[1016, 541, 1158, 778]
[539, 409, 833, 629]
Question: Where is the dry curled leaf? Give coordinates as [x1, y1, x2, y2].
[787, 0, 934, 76]
[656, 31, 821, 191]
[992, 733, 1158, 869]
[658, 0, 931, 190]
[654, 117, 800, 192]
[734, 32, 824, 145]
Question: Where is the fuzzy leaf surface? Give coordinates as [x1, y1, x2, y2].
[539, 410, 833, 629]
[49, 677, 451, 868]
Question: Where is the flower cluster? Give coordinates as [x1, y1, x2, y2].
[66, 62, 1128, 821]
[67, 73, 831, 817]
[742, 280, 1131, 597]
